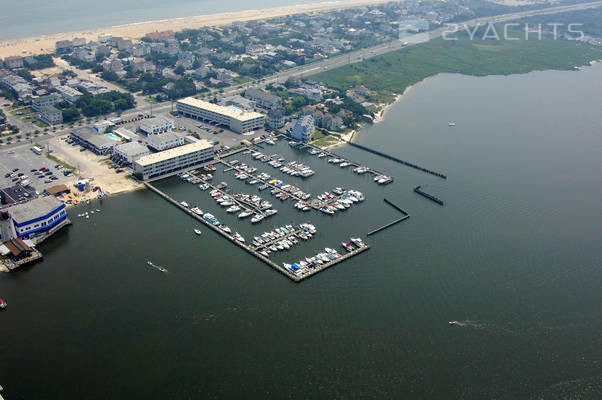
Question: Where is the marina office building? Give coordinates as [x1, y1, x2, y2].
[176, 97, 265, 134]
[133, 140, 214, 180]
[0, 196, 68, 240]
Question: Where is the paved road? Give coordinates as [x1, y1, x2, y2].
[2, 0, 601, 149]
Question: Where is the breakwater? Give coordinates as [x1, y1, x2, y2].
[367, 198, 410, 236]
[346, 142, 447, 179]
[414, 186, 444, 206]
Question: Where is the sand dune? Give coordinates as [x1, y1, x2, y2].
[0, 0, 386, 59]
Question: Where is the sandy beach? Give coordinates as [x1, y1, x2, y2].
[0, 0, 387, 59]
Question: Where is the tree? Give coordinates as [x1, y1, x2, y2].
[174, 65, 185, 75]
[101, 71, 119, 82]
[62, 108, 80, 123]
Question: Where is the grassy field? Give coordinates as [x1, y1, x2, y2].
[313, 34, 602, 94]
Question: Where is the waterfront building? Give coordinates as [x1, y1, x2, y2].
[145, 131, 185, 152]
[139, 116, 174, 135]
[4, 56, 24, 69]
[176, 97, 265, 134]
[55, 40, 73, 54]
[133, 140, 214, 180]
[39, 106, 63, 125]
[32, 94, 61, 112]
[1, 196, 68, 239]
[267, 108, 285, 129]
[244, 88, 282, 110]
[292, 115, 315, 142]
[113, 142, 150, 164]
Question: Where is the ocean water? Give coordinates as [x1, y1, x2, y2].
[1, 0, 323, 40]
[0, 64, 601, 398]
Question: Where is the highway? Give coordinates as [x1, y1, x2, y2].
[3, 0, 602, 149]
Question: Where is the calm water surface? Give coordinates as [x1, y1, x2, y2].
[1, 0, 325, 40]
[1, 65, 601, 399]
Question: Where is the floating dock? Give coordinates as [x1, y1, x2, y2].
[414, 186, 444, 206]
[145, 182, 369, 282]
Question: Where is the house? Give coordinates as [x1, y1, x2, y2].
[73, 48, 94, 63]
[292, 115, 315, 142]
[244, 88, 282, 110]
[267, 108, 285, 129]
[39, 106, 63, 125]
[55, 40, 73, 54]
[4, 56, 24, 69]
[72, 37, 87, 47]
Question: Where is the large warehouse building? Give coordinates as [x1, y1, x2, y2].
[176, 97, 265, 133]
[133, 140, 214, 180]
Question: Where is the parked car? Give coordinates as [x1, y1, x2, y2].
[12, 168, 18, 172]
[50, 176, 58, 180]
[4, 173, 10, 178]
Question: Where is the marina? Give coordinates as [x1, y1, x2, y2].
[144, 182, 369, 282]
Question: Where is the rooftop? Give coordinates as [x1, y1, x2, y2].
[136, 140, 214, 167]
[8, 196, 64, 223]
[114, 141, 149, 156]
[177, 97, 264, 122]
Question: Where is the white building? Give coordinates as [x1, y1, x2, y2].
[39, 106, 63, 125]
[56, 85, 83, 103]
[4, 196, 68, 239]
[145, 131, 185, 152]
[133, 140, 215, 180]
[139, 116, 175, 135]
[292, 115, 315, 143]
[113, 141, 150, 164]
[176, 97, 265, 134]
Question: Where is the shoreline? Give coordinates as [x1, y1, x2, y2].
[0, 0, 387, 59]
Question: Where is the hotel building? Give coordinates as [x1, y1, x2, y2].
[176, 97, 265, 134]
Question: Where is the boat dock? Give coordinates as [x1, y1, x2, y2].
[273, 137, 394, 184]
[367, 198, 410, 236]
[414, 186, 445, 205]
[145, 182, 369, 282]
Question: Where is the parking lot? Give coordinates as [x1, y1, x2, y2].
[169, 112, 267, 149]
[0, 144, 75, 193]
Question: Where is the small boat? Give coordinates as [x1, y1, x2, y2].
[238, 210, 252, 219]
[448, 122, 456, 127]
[233, 232, 245, 242]
[0, 298, 6, 310]
[180, 201, 189, 208]
[220, 225, 232, 234]
[226, 205, 241, 213]
[251, 214, 265, 224]
[350, 237, 364, 248]
[449, 321, 457, 326]
[194, 229, 202, 236]
[147, 261, 168, 273]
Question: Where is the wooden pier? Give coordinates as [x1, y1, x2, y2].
[145, 182, 369, 282]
